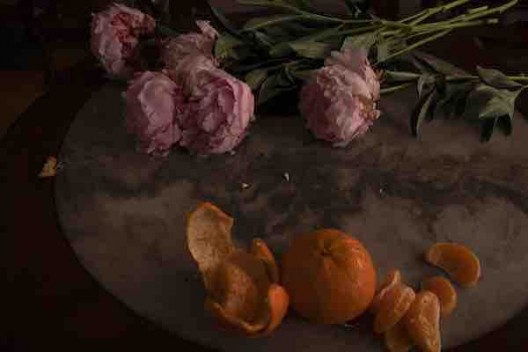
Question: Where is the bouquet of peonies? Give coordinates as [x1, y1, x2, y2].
[91, 0, 528, 156]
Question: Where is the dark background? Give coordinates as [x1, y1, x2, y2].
[2, 1, 528, 351]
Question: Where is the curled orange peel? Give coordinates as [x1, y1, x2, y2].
[187, 202, 289, 336]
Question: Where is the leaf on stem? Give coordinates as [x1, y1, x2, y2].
[462, 83, 523, 140]
[243, 15, 304, 31]
[434, 82, 474, 118]
[412, 52, 467, 76]
[214, 34, 245, 60]
[377, 42, 390, 62]
[476, 66, 523, 90]
[383, 71, 420, 83]
[207, 1, 242, 38]
[245, 68, 269, 90]
[342, 32, 378, 52]
[417, 74, 436, 97]
[258, 71, 296, 105]
[290, 41, 332, 59]
[411, 88, 437, 136]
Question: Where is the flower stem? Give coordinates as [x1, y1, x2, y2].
[243, 14, 305, 31]
[237, 0, 372, 23]
[402, 0, 473, 25]
[380, 82, 414, 94]
[376, 29, 452, 65]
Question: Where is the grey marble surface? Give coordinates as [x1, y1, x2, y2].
[55, 82, 528, 351]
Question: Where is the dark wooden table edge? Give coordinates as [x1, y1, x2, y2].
[0, 58, 527, 352]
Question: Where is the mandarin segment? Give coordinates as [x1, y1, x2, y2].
[422, 276, 457, 317]
[281, 229, 376, 324]
[425, 242, 481, 287]
[374, 283, 416, 334]
[385, 322, 414, 352]
[251, 238, 280, 283]
[404, 291, 441, 352]
[371, 269, 402, 313]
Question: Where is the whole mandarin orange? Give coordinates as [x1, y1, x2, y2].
[281, 229, 376, 324]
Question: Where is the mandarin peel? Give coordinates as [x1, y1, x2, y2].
[251, 238, 280, 284]
[186, 202, 289, 336]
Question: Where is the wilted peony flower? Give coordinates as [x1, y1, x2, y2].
[179, 69, 255, 155]
[91, 3, 156, 77]
[299, 65, 380, 147]
[162, 21, 219, 74]
[325, 47, 380, 100]
[124, 71, 185, 156]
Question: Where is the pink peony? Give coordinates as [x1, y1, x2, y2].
[179, 69, 255, 155]
[91, 3, 156, 77]
[299, 65, 380, 147]
[162, 20, 219, 74]
[165, 53, 217, 94]
[325, 47, 380, 100]
[124, 71, 185, 156]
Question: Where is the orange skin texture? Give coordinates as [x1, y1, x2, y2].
[281, 229, 377, 324]
[425, 242, 481, 288]
[404, 291, 441, 352]
[422, 276, 457, 317]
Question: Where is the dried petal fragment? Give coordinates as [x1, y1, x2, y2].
[39, 156, 58, 178]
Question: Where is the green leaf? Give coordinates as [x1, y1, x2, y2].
[258, 72, 296, 105]
[377, 42, 390, 62]
[463, 84, 520, 121]
[243, 15, 304, 31]
[253, 31, 276, 48]
[344, 0, 362, 16]
[412, 52, 467, 76]
[434, 82, 474, 118]
[245, 68, 268, 90]
[207, 1, 241, 39]
[480, 117, 498, 141]
[383, 71, 420, 83]
[497, 115, 513, 136]
[411, 89, 437, 136]
[462, 83, 523, 140]
[342, 32, 378, 52]
[417, 74, 435, 97]
[214, 34, 244, 60]
[290, 41, 332, 59]
[477, 66, 523, 90]
[269, 42, 294, 57]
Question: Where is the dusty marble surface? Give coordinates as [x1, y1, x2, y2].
[55, 82, 528, 351]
